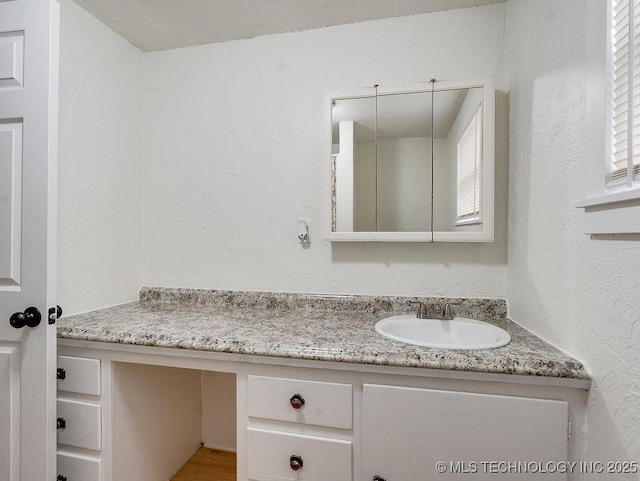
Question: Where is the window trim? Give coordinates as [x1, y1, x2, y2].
[578, 0, 640, 234]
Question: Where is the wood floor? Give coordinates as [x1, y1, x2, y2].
[171, 447, 236, 481]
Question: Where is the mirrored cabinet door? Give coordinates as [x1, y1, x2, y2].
[331, 96, 377, 233]
[375, 91, 433, 233]
[330, 91, 434, 241]
[431, 81, 494, 242]
[432, 87, 485, 233]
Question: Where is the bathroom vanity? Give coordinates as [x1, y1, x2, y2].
[56, 288, 590, 481]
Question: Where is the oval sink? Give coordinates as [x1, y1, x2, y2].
[375, 315, 511, 349]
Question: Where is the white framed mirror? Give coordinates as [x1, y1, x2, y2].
[325, 78, 494, 242]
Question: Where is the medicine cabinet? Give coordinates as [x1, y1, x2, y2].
[326, 78, 494, 242]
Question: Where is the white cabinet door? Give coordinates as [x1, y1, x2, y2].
[363, 384, 568, 481]
[0, 0, 59, 480]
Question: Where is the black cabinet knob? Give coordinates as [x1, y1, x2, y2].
[373, 476, 387, 481]
[57, 368, 66, 380]
[9, 307, 41, 329]
[289, 454, 303, 471]
[49, 305, 63, 324]
[289, 394, 305, 410]
[57, 417, 66, 430]
[57, 476, 67, 481]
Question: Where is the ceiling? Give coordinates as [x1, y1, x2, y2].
[72, 0, 505, 52]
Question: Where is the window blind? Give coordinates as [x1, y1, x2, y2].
[457, 107, 482, 221]
[610, 0, 640, 182]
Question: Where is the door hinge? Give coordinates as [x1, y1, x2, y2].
[567, 421, 572, 439]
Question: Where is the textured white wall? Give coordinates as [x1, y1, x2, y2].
[506, 0, 640, 474]
[58, 0, 143, 315]
[142, 4, 509, 297]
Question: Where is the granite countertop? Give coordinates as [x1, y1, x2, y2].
[56, 287, 589, 381]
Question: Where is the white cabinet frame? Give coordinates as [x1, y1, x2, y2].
[58, 340, 588, 481]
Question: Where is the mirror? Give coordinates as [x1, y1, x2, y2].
[327, 79, 494, 242]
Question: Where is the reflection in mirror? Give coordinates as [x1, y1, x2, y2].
[331, 96, 375, 232]
[432, 87, 484, 233]
[376, 92, 433, 232]
[331, 91, 433, 232]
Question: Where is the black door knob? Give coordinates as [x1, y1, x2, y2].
[57, 368, 66, 380]
[57, 417, 66, 430]
[57, 475, 67, 481]
[48, 305, 63, 324]
[9, 307, 41, 329]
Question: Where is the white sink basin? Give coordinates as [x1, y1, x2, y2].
[375, 315, 511, 350]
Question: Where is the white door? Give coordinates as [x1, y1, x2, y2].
[0, 0, 59, 480]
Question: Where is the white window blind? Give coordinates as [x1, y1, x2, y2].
[609, 0, 640, 184]
[457, 107, 482, 222]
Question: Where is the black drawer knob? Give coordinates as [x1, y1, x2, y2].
[373, 476, 386, 481]
[56, 417, 66, 430]
[57, 368, 66, 380]
[57, 476, 67, 481]
[9, 307, 41, 329]
[290, 454, 303, 471]
[289, 394, 305, 410]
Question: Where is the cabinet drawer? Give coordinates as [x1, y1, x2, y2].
[57, 399, 102, 451]
[247, 427, 351, 481]
[57, 451, 101, 481]
[57, 356, 101, 396]
[247, 375, 352, 429]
